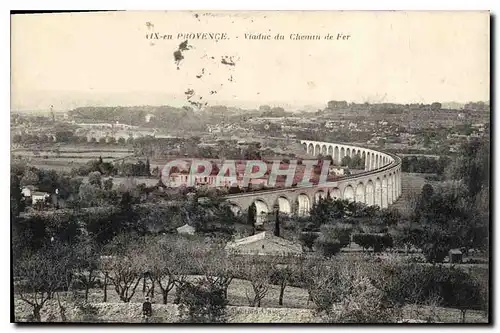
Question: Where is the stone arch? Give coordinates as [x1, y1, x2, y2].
[315, 144, 321, 156]
[343, 185, 355, 202]
[382, 176, 388, 208]
[334, 146, 340, 164]
[387, 173, 393, 204]
[321, 145, 327, 155]
[302, 142, 308, 153]
[365, 180, 375, 206]
[346, 148, 351, 158]
[315, 190, 326, 203]
[375, 155, 379, 169]
[375, 178, 382, 207]
[253, 199, 269, 225]
[328, 145, 333, 157]
[330, 187, 341, 200]
[355, 182, 365, 203]
[308, 143, 314, 155]
[274, 196, 292, 214]
[340, 147, 345, 160]
[297, 193, 311, 216]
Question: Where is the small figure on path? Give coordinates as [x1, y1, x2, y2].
[142, 296, 152, 322]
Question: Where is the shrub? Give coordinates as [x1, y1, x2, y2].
[316, 238, 343, 257]
[175, 280, 228, 323]
[381, 263, 485, 322]
[320, 223, 353, 248]
[353, 233, 393, 252]
[299, 232, 319, 251]
[422, 243, 449, 263]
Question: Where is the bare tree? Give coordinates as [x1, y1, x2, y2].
[238, 256, 275, 307]
[74, 239, 100, 301]
[141, 236, 195, 304]
[102, 239, 143, 303]
[195, 248, 235, 300]
[14, 243, 73, 322]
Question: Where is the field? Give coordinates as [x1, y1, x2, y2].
[11, 145, 134, 172]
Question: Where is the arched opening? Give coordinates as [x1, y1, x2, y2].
[308, 143, 314, 155]
[314, 190, 326, 203]
[387, 173, 393, 204]
[321, 145, 327, 155]
[382, 177, 388, 208]
[340, 147, 345, 161]
[328, 145, 333, 157]
[375, 178, 382, 207]
[330, 187, 341, 200]
[343, 185, 355, 202]
[365, 180, 375, 206]
[315, 144, 321, 156]
[355, 182, 365, 203]
[276, 196, 292, 214]
[334, 146, 340, 164]
[297, 194, 311, 216]
[254, 199, 269, 225]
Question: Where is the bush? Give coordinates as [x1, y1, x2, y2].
[320, 223, 353, 248]
[353, 233, 393, 252]
[175, 280, 228, 323]
[299, 232, 319, 251]
[382, 263, 485, 322]
[422, 243, 449, 263]
[316, 238, 343, 257]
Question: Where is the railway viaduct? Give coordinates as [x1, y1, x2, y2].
[224, 140, 402, 223]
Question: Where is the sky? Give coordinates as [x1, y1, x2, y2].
[11, 11, 490, 111]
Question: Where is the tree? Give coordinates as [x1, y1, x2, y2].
[248, 203, 257, 235]
[103, 178, 114, 191]
[145, 158, 151, 176]
[141, 236, 194, 304]
[195, 249, 236, 300]
[274, 211, 281, 237]
[430, 102, 442, 111]
[78, 183, 106, 208]
[117, 137, 126, 145]
[103, 239, 142, 303]
[299, 232, 319, 251]
[321, 262, 399, 323]
[270, 264, 296, 306]
[88, 171, 102, 188]
[20, 169, 39, 187]
[175, 280, 228, 323]
[74, 238, 100, 301]
[14, 242, 74, 322]
[238, 257, 274, 307]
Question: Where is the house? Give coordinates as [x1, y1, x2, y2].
[176, 224, 195, 235]
[32, 191, 50, 205]
[21, 185, 36, 197]
[448, 249, 463, 264]
[225, 232, 303, 256]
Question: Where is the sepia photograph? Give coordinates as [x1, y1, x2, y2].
[10, 10, 490, 324]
